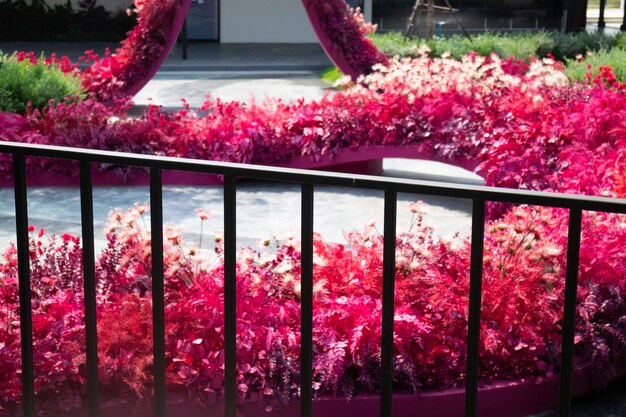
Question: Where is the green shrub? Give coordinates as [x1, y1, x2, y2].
[0, 54, 85, 114]
[565, 48, 626, 83]
[370, 31, 555, 60]
[369, 30, 621, 61]
[367, 32, 420, 58]
[549, 31, 619, 61]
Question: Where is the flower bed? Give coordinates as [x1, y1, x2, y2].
[1, 198, 626, 415]
[1, 53, 624, 203]
[1, 0, 626, 414]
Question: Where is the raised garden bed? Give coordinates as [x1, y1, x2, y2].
[0, 1, 625, 416]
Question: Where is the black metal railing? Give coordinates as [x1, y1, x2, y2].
[1, 140, 626, 417]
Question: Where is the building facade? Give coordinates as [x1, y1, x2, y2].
[19, 0, 601, 43]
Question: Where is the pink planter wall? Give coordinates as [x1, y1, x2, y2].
[0, 146, 481, 188]
[56, 366, 606, 417]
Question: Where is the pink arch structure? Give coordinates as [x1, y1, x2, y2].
[110, 0, 386, 99]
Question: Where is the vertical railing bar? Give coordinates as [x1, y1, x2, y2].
[150, 168, 166, 417]
[224, 176, 237, 417]
[557, 208, 583, 417]
[465, 199, 486, 417]
[79, 161, 100, 417]
[13, 154, 35, 417]
[380, 190, 397, 417]
[300, 183, 314, 417]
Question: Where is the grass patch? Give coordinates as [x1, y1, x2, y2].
[320, 66, 345, 84]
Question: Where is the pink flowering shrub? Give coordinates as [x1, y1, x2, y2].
[1, 202, 626, 412]
[0, 230, 86, 412]
[2, 52, 625, 204]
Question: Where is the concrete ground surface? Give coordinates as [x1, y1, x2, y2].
[133, 70, 331, 109]
[0, 41, 625, 417]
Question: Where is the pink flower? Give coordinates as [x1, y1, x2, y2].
[195, 208, 210, 220]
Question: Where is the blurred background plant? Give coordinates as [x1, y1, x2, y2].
[0, 0, 136, 41]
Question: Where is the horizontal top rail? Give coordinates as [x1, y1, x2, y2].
[1, 141, 626, 213]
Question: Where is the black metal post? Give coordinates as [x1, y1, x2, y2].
[557, 209, 583, 417]
[380, 190, 397, 417]
[182, 18, 188, 60]
[13, 154, 35, 417]
[599, 0, 607, 29]
[80, 161, 100, 417]
[300, 183, 314, 417]
[150, 168, 166, 417]
[224, 176, 237, 417]
[621, 4, 626, 31]
[465, 199, 486, 417]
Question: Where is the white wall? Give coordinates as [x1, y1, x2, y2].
[220, 0, 373, 43]
[220, 0, 315, 43]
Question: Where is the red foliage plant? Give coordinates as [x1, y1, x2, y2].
[1, 201, 626, 412]
[0, 11, 626, 413]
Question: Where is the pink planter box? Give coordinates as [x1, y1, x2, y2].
[0, 146, 480, 188]
[53, 366, 605, 417]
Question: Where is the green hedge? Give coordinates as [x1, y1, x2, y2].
[370, 31, 625, 62]
[0, 54, 85, 114]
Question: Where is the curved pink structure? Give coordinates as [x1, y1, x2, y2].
[0, 145, 480, 187]
[112, 0, 385, 97]
[300, 0, 387, 79]
[122, 0, 193, 98]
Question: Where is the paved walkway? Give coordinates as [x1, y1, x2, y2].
[132, 70, 331, 109]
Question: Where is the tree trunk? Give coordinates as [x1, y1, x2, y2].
[426, 0, 435, 39]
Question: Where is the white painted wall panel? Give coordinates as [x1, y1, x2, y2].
[220, 0, 316, 43]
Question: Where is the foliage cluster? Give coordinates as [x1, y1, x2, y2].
[1, 199, 626, 413]
[564, 48, 626, 84]
[2, 52, 625, 204]
[369, 31, 626, 82]
[0, 0, 625, 413]
[371, 31, 624, 62]
[0, 52, 84, 114]
[0, 0, 135, 42]
[3, 0, 183, 102]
